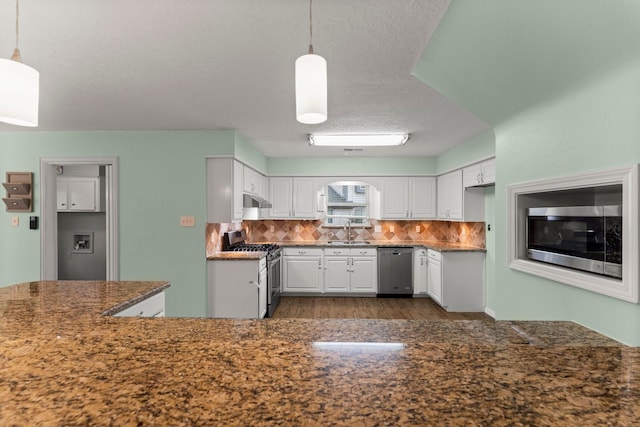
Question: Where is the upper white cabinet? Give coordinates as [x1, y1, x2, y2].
[269, 177, 317, 219]
[380, 177, 436, 219]
[463, 158, 496, 188]
[243, 166, 263, 196]
[437, 170, 484, 222]
[207, 158, 244, 223]
[57, 177, 104, 212]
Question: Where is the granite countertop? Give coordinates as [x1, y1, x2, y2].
[207, 251, 267, 261]
[1, 281, 638, 425]
[280, 240, 486, 251]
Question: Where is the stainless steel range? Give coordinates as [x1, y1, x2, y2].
[222, 230, 282, 317]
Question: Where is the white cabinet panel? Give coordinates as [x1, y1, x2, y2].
[243, 166, 263, 196]
[427, 249, 484, 312]
[207, 158, 244, 222]
[269, 177, 317, 219]
[413, 248, 428, 295]
[463, 158, 496, 188]
[323, 248, 377, 293]
[57, 177, 103, 212]
[380, 177, 436, 219]
[114, 291, 165, 317]
[208, 258, 266, 318]
[437, 170, 484, 222]
[283, 248, 323, 292]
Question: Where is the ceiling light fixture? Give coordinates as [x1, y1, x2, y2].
[0, 0, 39, 127]
[309, 134, 410, 147]
[295, 0, 327, 124]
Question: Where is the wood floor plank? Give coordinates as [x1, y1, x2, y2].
[272, 296, 493, 321]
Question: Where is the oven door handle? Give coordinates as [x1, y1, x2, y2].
[249, 280, 260, 290]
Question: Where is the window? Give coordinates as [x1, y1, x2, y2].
[324, 182, 370, 226]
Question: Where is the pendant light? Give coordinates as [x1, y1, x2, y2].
[295, 0, 327, 124]
[0, 0, 39, 127]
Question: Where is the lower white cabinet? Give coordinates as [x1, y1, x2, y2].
[208, 258, 267, 318]
[282, 248, 324, 293]
[114, 291, 165, 317]
[427, 249, 484, 312]
[413, 248, 428, 295]
[324, 247, 377, 293]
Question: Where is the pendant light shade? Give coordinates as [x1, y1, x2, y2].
[295, 0, 327, 124]
[0, 52, 39, 127]
[295, 52, 327, 124]
[0, 0, 39, 127]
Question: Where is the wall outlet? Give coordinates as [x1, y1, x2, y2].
[270, 225, 275, 233]
[180, 216, 195, 227]
[294, 225, 300, 233]
[415, 225, 420, 232]
[389, 225, 394, 233]
[11, 216, 19, 227]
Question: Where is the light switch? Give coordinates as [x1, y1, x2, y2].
[11, 216, 19, 227]
[180, 216, 195, 227]
[294, 225, 300, 233]
[374, 225, 381, 233]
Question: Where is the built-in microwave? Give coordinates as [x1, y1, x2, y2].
[526, 205, 622, 278]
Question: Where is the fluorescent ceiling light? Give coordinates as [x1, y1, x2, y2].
[309, 134, 409, 147]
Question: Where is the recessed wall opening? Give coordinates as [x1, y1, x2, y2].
[507, 166, 639, 303]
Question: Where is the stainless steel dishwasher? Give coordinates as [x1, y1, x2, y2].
[377, 247, 414, 295]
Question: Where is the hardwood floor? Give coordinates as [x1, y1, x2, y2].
[272, 296, 493, 321]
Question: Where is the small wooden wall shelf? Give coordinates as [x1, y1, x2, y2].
[3, 172, 33, 212]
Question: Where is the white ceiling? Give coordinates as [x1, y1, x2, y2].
[0, 0, 488, 158]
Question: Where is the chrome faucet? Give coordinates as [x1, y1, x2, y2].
[344, 220, 353, 243]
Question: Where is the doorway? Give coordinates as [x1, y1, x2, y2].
[40, 157, 119, 280]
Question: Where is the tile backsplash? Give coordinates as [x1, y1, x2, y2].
[206, 219, 485, 257]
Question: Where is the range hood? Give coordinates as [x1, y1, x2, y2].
[243, 193, 272, 209]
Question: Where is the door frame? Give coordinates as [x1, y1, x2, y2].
[40, 157, 119, 280]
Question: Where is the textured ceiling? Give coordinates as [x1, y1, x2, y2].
[0, 0, 488, 158]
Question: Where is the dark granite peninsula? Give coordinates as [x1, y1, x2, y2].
[0, 281, 638, 425]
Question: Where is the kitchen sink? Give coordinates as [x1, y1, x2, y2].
[327, 241, 371, 245]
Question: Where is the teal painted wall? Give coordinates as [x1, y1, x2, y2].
[0, 130, 237, 317]
[234, 132, 268, 173]
[436, 129, 495, 174]
[267, 156, 437, 176]
[493, 60, 640, 345]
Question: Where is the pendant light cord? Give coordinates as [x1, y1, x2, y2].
[308, 0, 314, 54]
[10, 0, 22, 61]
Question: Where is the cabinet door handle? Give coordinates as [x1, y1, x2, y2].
[249, 280, 259, 289]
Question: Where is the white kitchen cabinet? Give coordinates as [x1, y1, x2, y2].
[57, 177, 104, 212]
[437, 169, 484, 222]
[463, 158, 496, 188]
[207, 158, 244, 222]
[114, 291, 165, 317]
[427, 250, 443, 305]
[243, 165, 263, 196]
[380, 177, 436, 219]
[324, 247, 377, 293]
[269, 177, 317, 219]
[208, 257, 267, 318]
[413, 248, 428, 295]
[427, 249, 485, 312]
[282, 247, 324, 293]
